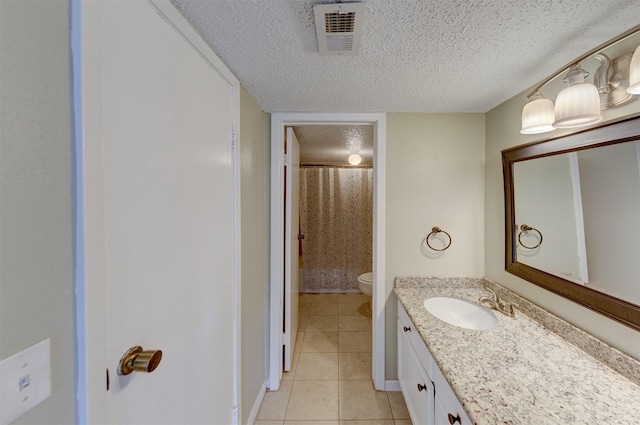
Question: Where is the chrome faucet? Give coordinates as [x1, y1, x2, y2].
[478, 287, 517, 317]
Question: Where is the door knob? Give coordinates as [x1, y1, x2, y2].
[118, 346, 163, 375]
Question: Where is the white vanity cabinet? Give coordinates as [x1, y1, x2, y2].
[398, 312, 434, 423]
[397, 301, 473, 425]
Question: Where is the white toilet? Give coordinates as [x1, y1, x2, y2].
[357, 272, 373, 296]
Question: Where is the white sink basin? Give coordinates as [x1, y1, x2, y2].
[423, 297, 497, 330]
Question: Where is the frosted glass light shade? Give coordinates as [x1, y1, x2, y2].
[348, 153, 362, 165]
[520, 91, 555, 134]
[627, 45, 640, 95]
[553, 83, 602, 128]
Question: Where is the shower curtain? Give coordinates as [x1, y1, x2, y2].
[300, 167, 373, 291]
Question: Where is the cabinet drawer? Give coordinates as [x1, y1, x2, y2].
[397, 301, 434, 374]
[397, 318, 434, 425]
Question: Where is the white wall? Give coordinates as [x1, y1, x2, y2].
[385, 113, 485, 378]
[485, 85, 640, 359]
[0, 1, 76, 423]
[240, 87, 270, 424]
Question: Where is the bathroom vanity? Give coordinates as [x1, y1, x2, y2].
[398, 299, 471, 425]
[395, 277, 640, 425]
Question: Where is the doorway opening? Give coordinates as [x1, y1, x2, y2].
[296, 124, 373, 294]
[269, 113, 386, 391]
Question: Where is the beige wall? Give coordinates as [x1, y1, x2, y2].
[385, 113, 486, 378]
[0, 1, 76, 423]
[485, 86, 640, 359]
[239, 86, 270, 423]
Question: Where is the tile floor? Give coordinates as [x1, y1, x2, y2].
[255, 293, 413, 425]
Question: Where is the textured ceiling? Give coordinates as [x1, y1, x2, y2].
[172, 0, 640, 113]
[294, 125, 374, 165]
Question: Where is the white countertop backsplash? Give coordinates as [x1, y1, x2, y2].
[394, 277, 640, 425]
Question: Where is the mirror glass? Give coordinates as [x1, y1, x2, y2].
[513, 142, 640, 305]
[503, 116, 640, 330]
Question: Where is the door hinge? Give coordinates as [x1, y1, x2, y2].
[106, 368, 110, 391]
[231, 131, 237, 150]
[232, 405, 238, 425]
[283, 153, 288, 164]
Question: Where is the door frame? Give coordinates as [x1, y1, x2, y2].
[269, 113, 387, 391]
[72, 1, 242, 422]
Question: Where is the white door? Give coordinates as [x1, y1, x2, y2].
[79, 1, 238, 423]
[284, 128, 300, 370]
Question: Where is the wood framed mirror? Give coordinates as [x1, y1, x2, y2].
[503, 114, 640, 330]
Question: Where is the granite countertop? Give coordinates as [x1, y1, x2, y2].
[394, 278, 640, 425]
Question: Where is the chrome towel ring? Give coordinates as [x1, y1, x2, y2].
[426, 226, 452, 251]
[518, 224, 543, 249]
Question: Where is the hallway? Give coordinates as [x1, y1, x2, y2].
[255, 293, 412, 424]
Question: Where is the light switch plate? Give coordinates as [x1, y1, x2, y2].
[0, 338, 51, 425]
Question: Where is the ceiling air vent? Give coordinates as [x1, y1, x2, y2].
[313, 2, 365, 56]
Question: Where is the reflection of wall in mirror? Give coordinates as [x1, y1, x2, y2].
[578, 141, 640, 305]
[514, 154, 586, 282]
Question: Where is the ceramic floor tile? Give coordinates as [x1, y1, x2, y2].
[299, 302, 312, 316]
[296, 352, 339, 380]
[294, 332, 304, 353]
[312, 293, 339, 304]
[339, 352, 373, 380]
[256, 380, 293, 421]
[298, 315, 309, 331]
[299, 293, 314, 303]
[338, 302, 370, 317]
[307, 315, 339, 331]
[339, 331, 372, 352]
[286, 421, 339, 425]
[339, 380, 393, 420]
[338, 315, 370, 331]
[339, 421, 395, 425]
[310, 302, 338, 316]
[285, 380, 339, 421]
[282, 351, 299, 381]
[301, 331, 339, 352]
[393, 421, 412, 425]
[386, 392, 410, 420]
[255, 421, 284, 425]
[337, 293, 366, 304]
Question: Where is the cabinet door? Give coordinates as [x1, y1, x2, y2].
[398, 319, 434, 425]
[433, 374, 472, 425]
[435, 394, 472, 425]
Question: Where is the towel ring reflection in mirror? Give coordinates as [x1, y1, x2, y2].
[426, 226, 452, 251]
[518, 224, 543, 249]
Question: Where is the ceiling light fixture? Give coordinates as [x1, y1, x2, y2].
[520, 26, 640, 135]
[348, 153, 362, 165]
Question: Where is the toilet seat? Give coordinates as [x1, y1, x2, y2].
[359, 272, 373, 283]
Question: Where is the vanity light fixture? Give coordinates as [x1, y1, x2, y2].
[628, 45, 640, 94]
[520, 25, 640, 135]
[553, 64, 603, 128]
[520, 90, 555, 134]
[348, 153, 362, 165]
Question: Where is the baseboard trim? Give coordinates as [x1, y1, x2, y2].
[246, 381, 267, 425]
[384, 380, 401, 391]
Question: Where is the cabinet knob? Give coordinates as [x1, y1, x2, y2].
[416, 383, 427, 392]
[118, 346, 163, 375]
[448, 413, 461, 424]
[403, 326, 411, 332]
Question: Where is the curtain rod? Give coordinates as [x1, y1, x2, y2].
[300, 163, 373, 169]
